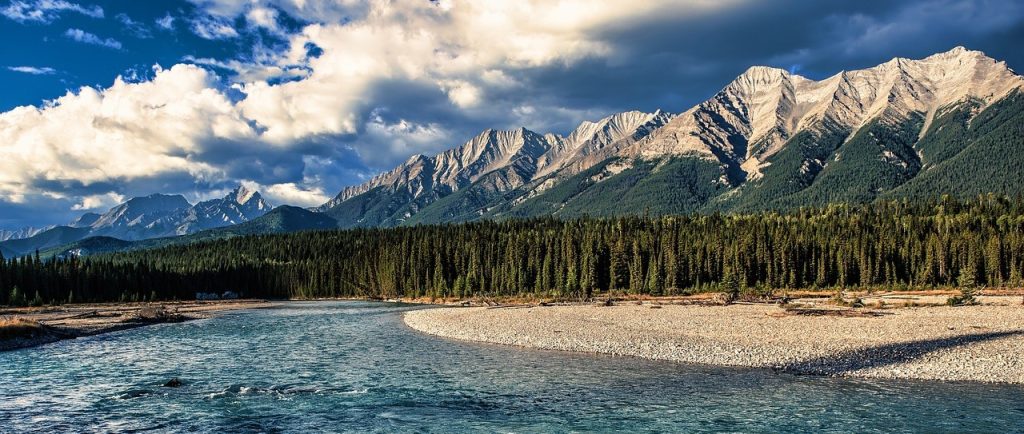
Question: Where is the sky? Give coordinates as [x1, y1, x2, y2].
[1, 0, 1023, 229]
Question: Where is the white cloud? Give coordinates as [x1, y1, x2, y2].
[155, 13, 175, 30]
[187, 0, 368, 24]
[183, 55, 309, 84]
[190, 15, 239, 39]
[64, 28, 122, 50]
[1, 0, 102, 23]
[7, 66, 56, 75]
[233, 0, 740, 144]
[72, 192, 125, 211]
[259, 182, 328, 207]
[360, 113, 452, 167]
[0, 64, 256, 201]
[244, 6, 283, 34]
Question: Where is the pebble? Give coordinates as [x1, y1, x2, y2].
[404, 302, 1024, 384]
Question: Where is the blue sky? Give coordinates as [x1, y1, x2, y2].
[1, 0, 1023, 229]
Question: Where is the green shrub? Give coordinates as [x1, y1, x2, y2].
[947, 287, 979, 306]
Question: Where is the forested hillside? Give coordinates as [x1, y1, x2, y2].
[313, 48, 1024, 227]
[3, 195, 1024, 305]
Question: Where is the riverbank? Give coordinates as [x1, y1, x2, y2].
[0, 300, 275, 351]
[404, 296, 1024, 384]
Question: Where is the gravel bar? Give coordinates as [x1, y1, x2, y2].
[404, 302, 1024, 384]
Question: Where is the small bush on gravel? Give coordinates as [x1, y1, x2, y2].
[947, 287, 979, 307]
[831, 292, 865, 308]
[720, 273, 741, 305]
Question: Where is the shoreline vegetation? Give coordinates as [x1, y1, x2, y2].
[0, 300, 274, 351]
[404, 293, 1024, 384]
[4, 197, 1024, 304]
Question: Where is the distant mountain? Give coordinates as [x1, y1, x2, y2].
[318, 46, 1024, 224]
[0, 226, 54, 242]
[41, 205, 336, 258]
[173, 186, 271, 235]
[0, 187, 272, 257]
[223, 205, 337, 235]
[0, 226, 91, 257]
[69, 213, 101, 228]
[86, 193, 193, 240]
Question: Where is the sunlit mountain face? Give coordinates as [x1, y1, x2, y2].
[2, 0, 1023, 231]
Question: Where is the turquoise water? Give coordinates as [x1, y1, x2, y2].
[1, 302, 1023, 433]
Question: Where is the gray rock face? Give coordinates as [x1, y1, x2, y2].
[0, 226, 53, 242]
[172, 186, 271, 235]
[80, 187, 271, 240]
[317, 110, 674, 226]
[319, 47, 1024, 225]
[87, 194, 193, 240]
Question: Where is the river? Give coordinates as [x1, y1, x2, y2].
[1, 302, 1022, 432]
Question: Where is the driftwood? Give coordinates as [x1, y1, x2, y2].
[768, 307, 891, 318]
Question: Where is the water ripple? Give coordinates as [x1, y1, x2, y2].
[1, 301, 1022, 433]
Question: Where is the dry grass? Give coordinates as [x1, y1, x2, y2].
[0, 317, 48, 340]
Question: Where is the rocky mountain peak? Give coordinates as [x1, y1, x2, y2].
[315, 47, 1024, 227]
[233, 185, 260, 205]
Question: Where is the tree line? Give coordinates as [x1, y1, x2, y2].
[3, 195, 1024, 305]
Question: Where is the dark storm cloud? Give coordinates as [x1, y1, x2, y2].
[309, 0, 1024, 186]
[493, 0, 1024, 132]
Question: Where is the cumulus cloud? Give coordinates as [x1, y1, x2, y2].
[233, 0, 735, 144]
[1, 0, 102, 23]
[4, 0, 1024, 228]
[259, 182, 329, 207]
[64, 28, 122, 50]
[0, 64, 255, 202]
[358, 113, 453, 167]
[72, 192, 125, 211]
[7, 66, 56, 75]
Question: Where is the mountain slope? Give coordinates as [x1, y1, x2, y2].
[174, 186, 272, 235]
[318, 47, 1023, 223]
[0, 226, 92, 257]
[886, 90, 1024, 199]
[86, 194, 193, 240]
[321, 111, 674, 226]
[42, 205, 337, 258]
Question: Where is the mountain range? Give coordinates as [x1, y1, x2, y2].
[6, 46, 1024, 258]
[317, 46, 1024, 226]
[0, 187, 271, 257]
[0, 226, 53, 242]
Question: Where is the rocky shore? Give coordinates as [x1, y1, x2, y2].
[0, 300, 274, 351]
[404, 299, 1024, 384]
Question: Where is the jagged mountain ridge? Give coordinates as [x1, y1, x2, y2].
[319, 46, 1024, 225]
[0, 187, 273, 256]
[84, 186, 272, 240]
[318, 110, 675, 226]
[0, 226, 54, 242]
